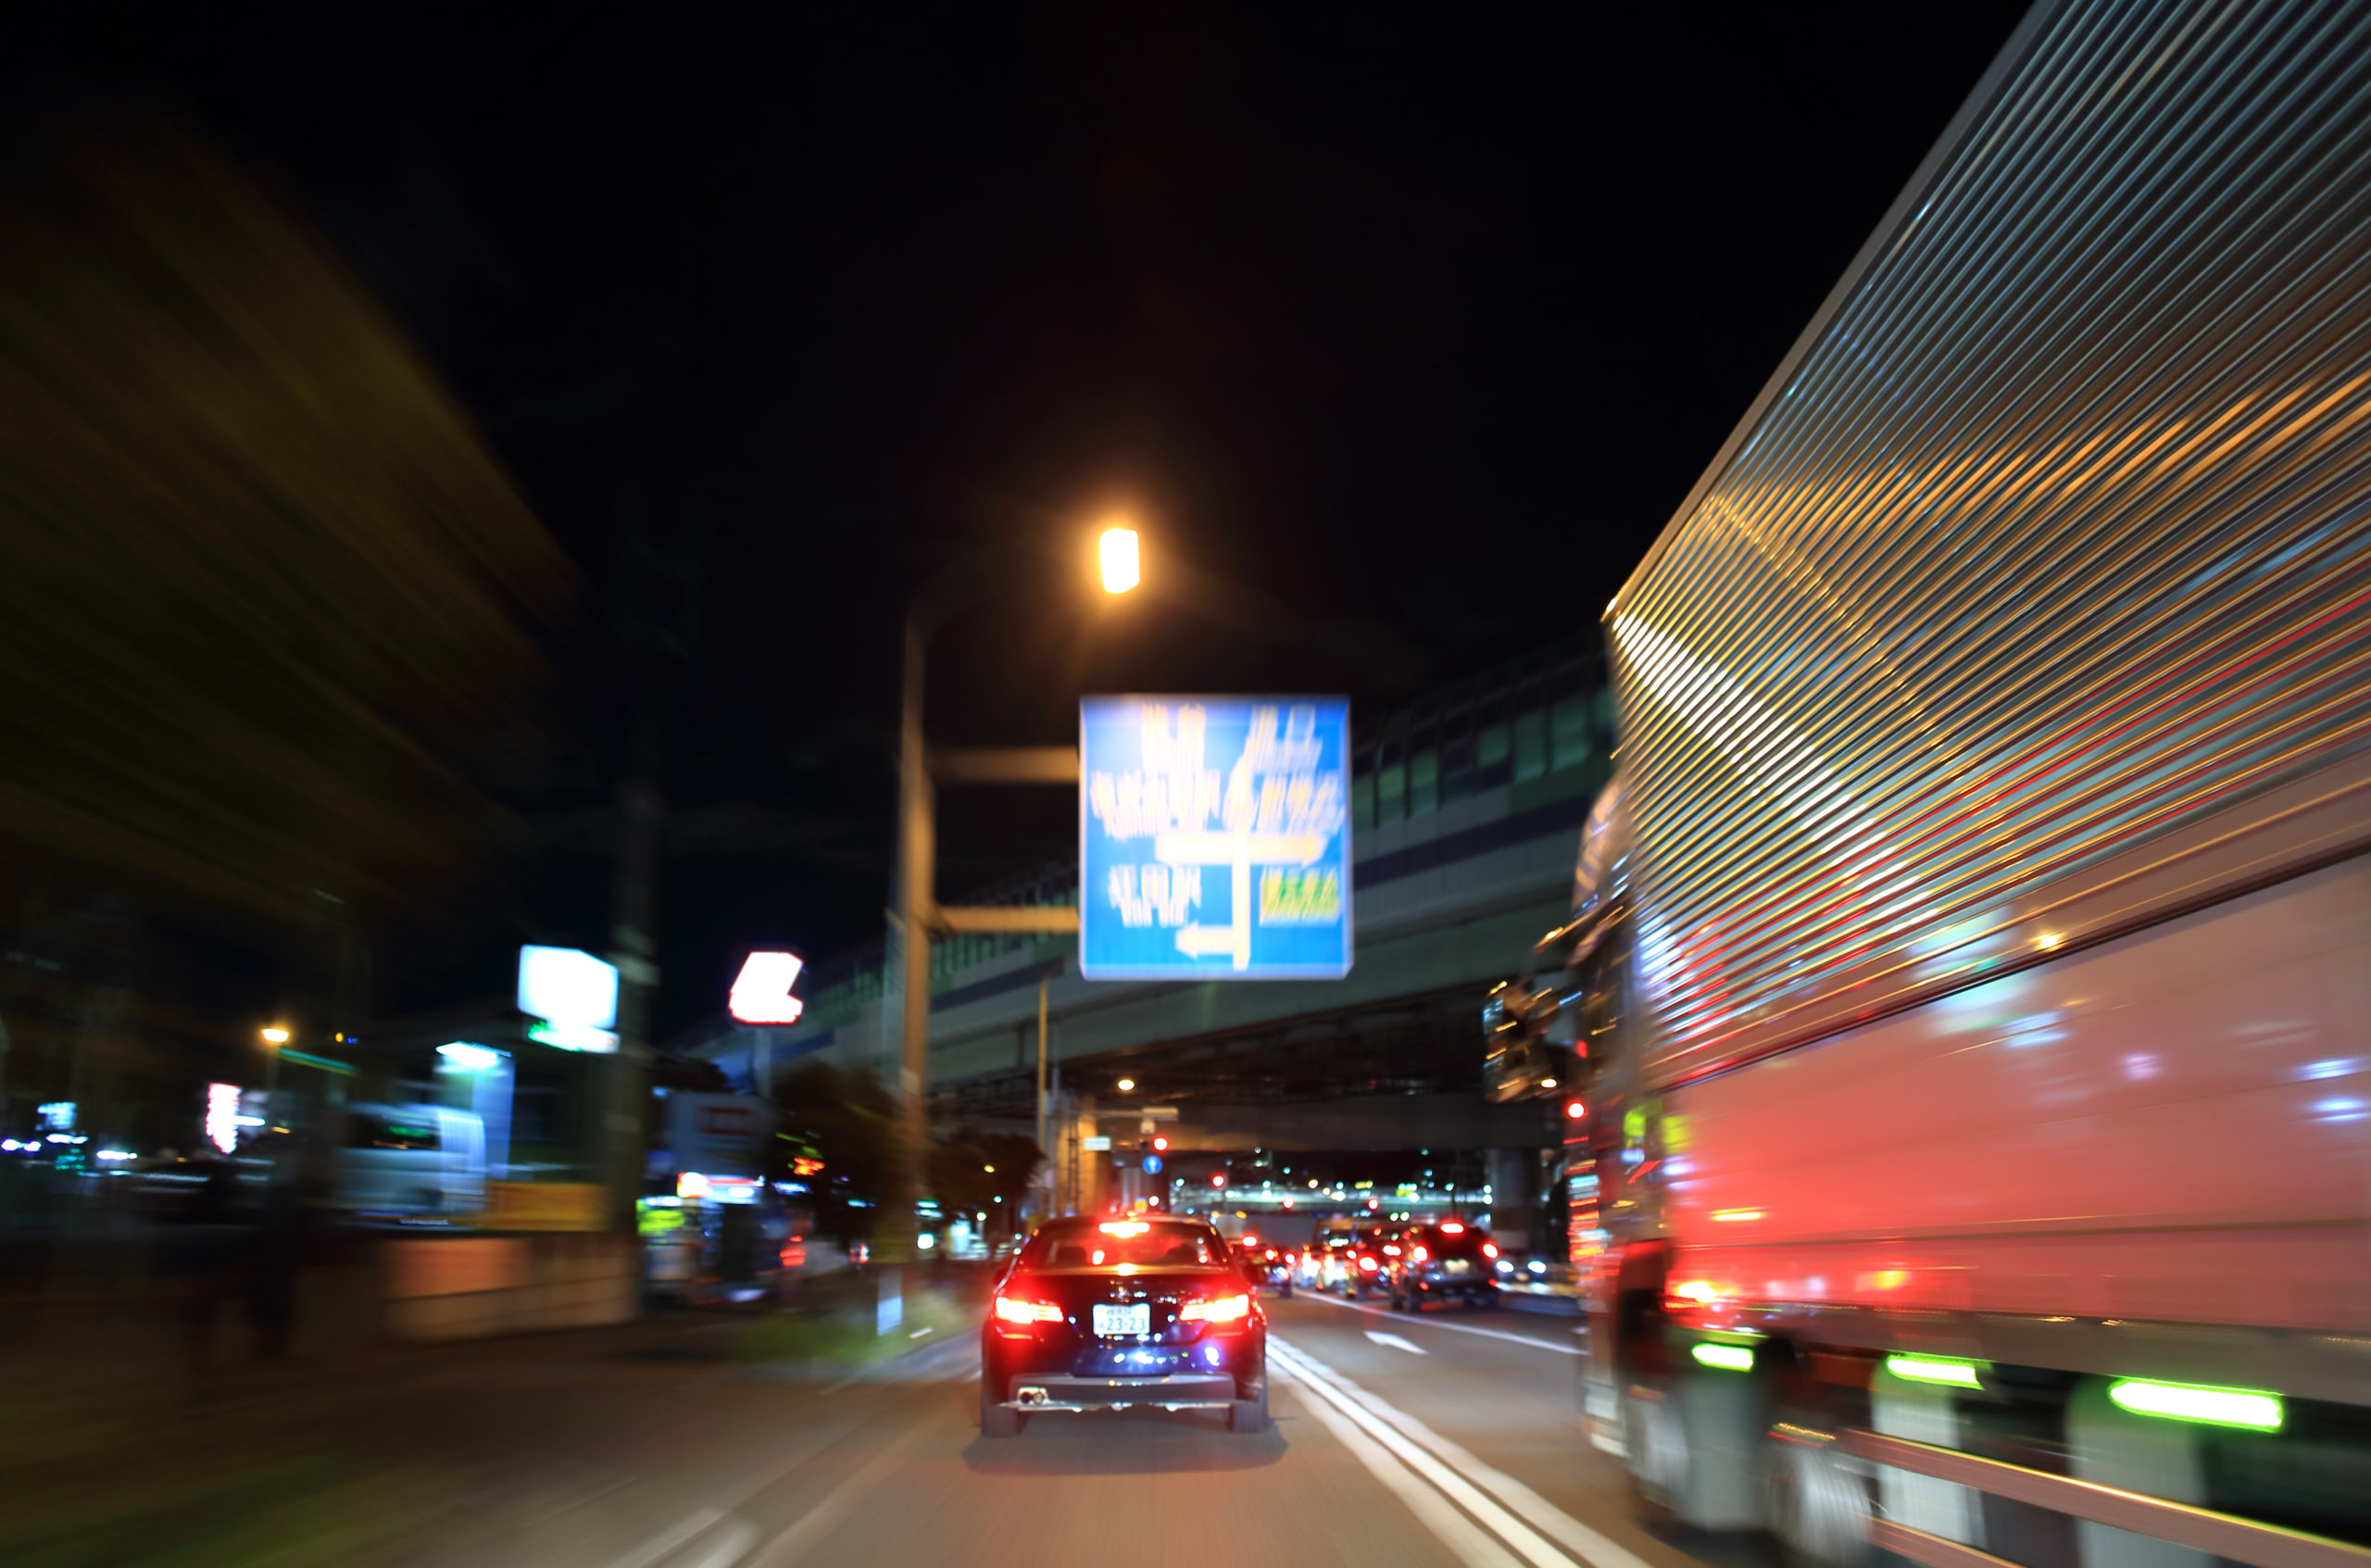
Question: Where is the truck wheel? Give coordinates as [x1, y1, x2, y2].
[981, 1381, 1023, 1438]
[1623, 1384, 1687, 1524]
[1767, 1422, 1868, 1568]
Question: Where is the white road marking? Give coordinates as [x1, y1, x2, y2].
[1292, 1290, 1585, 1353]
[601, 1507, 726, 1568]
[1367, 1330, 1429, 1354]
[1275, 1337, 1657, 1568]
[747, 1413, 933, 1566]
[670, 1519, 759, 1568]
[1271, 1355, 1528, 1568]
[1271, 1340, 1578, 1568]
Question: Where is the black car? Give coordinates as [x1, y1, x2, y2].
[982, 1215, 1269, 1437]
[1385, 1221, 1500, 1311]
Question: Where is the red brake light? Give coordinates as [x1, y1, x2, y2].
[1411, 1246, 1428, 1263]
[1439, 1221, 1465, 1235]
[1482, 1242, 1499, 1259]
[994, 1295, 1062, 1325]
[1358, 1256, 1378, 1272]
[1383, 1244, 1402, 1257]
[1181, 1293, 1251, 1324]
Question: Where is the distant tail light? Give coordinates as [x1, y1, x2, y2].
[1481, 1242, 1499, 1259]
[1383, 1245, 1402, 1257]
[1411, 1246, 1429, 1263]
[1358, 1256, 1379, 1273]
[993, 1295, 1063, 1325]
[1181, 1293, 1251, 1324]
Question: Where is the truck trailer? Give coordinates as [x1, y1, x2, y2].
[1544, 1, 2371, 1562]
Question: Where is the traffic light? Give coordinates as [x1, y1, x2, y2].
[1151, 1135, 1169, 1153]
[1565, 1099, 1587, 1122]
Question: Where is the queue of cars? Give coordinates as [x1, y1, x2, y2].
[1288, 1219, 1501, 1309]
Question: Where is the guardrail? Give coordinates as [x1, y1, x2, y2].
[1840, 1429, 2371, 1568]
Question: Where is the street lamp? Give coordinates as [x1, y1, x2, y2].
[1098, 527, 1140, 594]
[259, 1025, 289, 1116]
[1115, 1077, 1136, 1093]
[885, 527, 1144, 1323]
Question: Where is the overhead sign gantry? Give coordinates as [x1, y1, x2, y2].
[1079, 696, 1352, 981]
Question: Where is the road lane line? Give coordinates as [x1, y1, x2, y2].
[1273, 1337, 1657, 1568]
[671, 1519, 759, 1568]
[1271, 1341, 1577, 1568]
[601, 1507, 726, 1568]
[746, 1408, 935, 1567]
[1368, 1330, 1429, 1354]
[1271, 1355, 1528, 1568]
[1290, 1291, 1584, 1353]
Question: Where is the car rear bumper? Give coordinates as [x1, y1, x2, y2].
[997, 1373, 1239, 1413]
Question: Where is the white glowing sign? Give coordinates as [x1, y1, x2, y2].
[728, 951, 806, 1025]
[517, 945, 620, 1052]
[205, 1083, 240, 1153]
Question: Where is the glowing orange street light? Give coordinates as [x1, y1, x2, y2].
[1099, 527, 1140, 594]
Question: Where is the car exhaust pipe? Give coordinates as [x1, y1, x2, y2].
[1016, 1386, 1050, 1408]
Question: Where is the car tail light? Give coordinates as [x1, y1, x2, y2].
[994, 1295, 1062, 1325]
[1440, 1221, 1465, 1235]
[1482, 1242, 1499, 1258]
[1358, 1256, 1378, 1273]
[1411, 1246, 1429, 1263]
[1383, 1244, 1402, 1257]
[1181, 1292, 1251, 1324]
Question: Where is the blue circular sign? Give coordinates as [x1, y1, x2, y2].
[1141, 1154, 1164, 1175]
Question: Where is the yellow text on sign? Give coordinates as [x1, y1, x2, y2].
[1260, 868, 1340, 924]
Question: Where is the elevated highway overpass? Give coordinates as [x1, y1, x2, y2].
[681, 645, 1603, 1185]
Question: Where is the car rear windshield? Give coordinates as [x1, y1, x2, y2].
[1414, 1227, 1489, 1256]
[1019, 1223, 1230, 1270]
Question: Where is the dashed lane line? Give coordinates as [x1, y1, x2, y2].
[1367, 1330, 1429, 1354]
[1286, 1291, 1585, 1353]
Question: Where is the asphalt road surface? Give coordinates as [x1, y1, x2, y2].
[370, 1290, 1774, 1568]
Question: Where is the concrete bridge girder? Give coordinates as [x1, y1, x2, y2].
[1135, 1093, 1555, 1153]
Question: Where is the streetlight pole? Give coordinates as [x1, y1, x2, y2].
[877, 527, 1137, 1327]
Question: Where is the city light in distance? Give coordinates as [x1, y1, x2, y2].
[1115, 1077, 1135, 1092]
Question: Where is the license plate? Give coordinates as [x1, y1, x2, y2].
[1093, 1303, 1150, 1336]
[1444, 1260, 1471, 1276]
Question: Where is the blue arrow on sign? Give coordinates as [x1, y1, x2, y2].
[1142, 1154, 1163, 1175]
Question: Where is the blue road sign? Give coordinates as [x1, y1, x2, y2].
[1142, 1154, 1163, 1175]
[1079, 696, 1352, 981]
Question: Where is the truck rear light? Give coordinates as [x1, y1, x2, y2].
[994, 1295, 1062, 1325]
[1181, 1293, 1251, 1323]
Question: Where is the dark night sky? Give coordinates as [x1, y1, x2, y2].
[14, 2, 2030, 1037]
